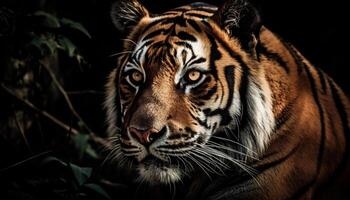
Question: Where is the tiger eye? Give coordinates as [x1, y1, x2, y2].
[131, 71, 143, 82]
[187, 70, 201, 82]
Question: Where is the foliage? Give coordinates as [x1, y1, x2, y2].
[0, 154, 129, 200]
[0, 4, 124, 200]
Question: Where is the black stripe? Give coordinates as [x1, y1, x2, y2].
[205, 29, 253, 141]
[177, 31, 197, 42]
[220, 65, 236, 125]
[132, 40, 153, 62]
[135, 46, 144, 61]
[321, 79, 350, 187]
[316, 68, 327, 94]
[165, 50, 177, 67]
[257, 43, 290, 73]
[291, 64, 326, 199]
[304, 64, 326, 171]
[189, 57, 206, 66]
[170, 8, 189, 12]
[277, 36, 304, 74]
[175, 42, 197, 68]
[175, 41, 193, 49]
[187, 19, 202, 33]
[201, 20, 212, 29]
[157, 16, 186, 27]
[142, 29, 166, 41]
[208, 108, 233, 126]
[274, 99, 295, 131]
[256, 143, 300, 172]
[198, 84, 217, 101]
[206, 33, 221, 78]
[141, 18, 164, 36]
[170, 16, 187, 27]
[189, 111, 210, 129]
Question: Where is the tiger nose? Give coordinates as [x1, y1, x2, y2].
[128, 127, 164, 144]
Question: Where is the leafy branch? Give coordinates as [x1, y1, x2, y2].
[1, 83, 111, 149]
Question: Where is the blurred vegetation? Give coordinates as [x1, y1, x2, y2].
[0, 1, 129, 199]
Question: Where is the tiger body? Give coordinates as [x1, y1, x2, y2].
[105, 1, 350, 199]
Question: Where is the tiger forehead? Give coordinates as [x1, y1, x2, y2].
[163, 3, 218, 18]
[128, 35, 209, 75]
[128, 23, 210, 73]
[137, 3, 218, 42]
[121, 4, 219, 76]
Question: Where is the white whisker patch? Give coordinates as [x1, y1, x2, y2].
[137, 165, 182, 184]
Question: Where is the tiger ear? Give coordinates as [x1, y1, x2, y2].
[212, 0, 261, 51]
[111, 0, 149, 33]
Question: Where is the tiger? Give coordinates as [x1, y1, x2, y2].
[104, 0, 350, 199]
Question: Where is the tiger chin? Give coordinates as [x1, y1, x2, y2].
[105, 0, 350, 199]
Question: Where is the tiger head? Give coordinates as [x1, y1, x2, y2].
[105, 0, 275, 184]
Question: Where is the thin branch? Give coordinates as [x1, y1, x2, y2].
[1, 84, 112, 149]
[40, 63, 113, 149]
[13, 110, 32, 152]
[1, 83, 80, 135]
[40, 62, 94, 135]
[100, 179, 128, 188]
[0, 150, 51, 173]
[67, 90, 104, 95]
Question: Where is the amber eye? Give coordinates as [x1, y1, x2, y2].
[185, 70, 202, 83]
[130, 70, 143, 83]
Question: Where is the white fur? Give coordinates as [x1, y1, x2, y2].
[137, 164, 182, 184]
[240, 77, 275, 155]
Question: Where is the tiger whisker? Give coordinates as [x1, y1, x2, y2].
[194, 148, 230, 172]
[177, 155, 193, 173]
[190, 150, 222, 175]
[210, 135, 258, 156]
[101, 144, 121, 167]
[206, 141, 260, 161]
[109, 50, 133, 57]
[186, 152, 213, 181]
[121, 38, 137, 46]
[202, 146, 262, 187]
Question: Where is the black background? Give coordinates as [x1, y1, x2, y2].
[3, 0, 348, 92]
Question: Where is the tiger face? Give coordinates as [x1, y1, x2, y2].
[105, 0, 274, 184]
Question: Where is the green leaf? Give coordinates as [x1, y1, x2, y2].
[84, 183, 111, 200]
[27, 35, 58, 56]
[60, 18, 91, 38]
[69, 163, 92, 186]
[40, 156, 67, 167]
[75, 54, 86, 65]
[71, 133, 89, 159]
[85, 144, 99, 159]
[33, 11, 60, 28]
[57, 36, 77, 57]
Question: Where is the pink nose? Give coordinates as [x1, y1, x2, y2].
[128, 127, 160, 144]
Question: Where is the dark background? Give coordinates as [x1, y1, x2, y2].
[0, 0, 349, 199]
[4, 0, 349, 91]
[3, 0, 349, 91]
